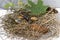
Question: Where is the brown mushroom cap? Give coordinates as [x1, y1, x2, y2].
[31, 17, 38, 21]
[18, 16, 23, 19]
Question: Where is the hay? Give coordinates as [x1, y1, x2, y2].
[1, 8, 59, 40]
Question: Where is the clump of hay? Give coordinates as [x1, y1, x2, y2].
[1, 7, 59, 40]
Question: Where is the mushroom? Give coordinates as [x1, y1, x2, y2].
[31, 17, 38, 21]
[18, 16, 23, 19]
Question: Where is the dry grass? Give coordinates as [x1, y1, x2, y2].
[1, 8, 59, 40]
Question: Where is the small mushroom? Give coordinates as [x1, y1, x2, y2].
[53, 9, 58, 13]
[18, 16, 23, 19]
[23, 15, 30, 21]
[15, 19, 22, 24]
[46, 7, 51, 11]
[31, 17, 38, 21]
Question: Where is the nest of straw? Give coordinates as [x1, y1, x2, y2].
[1, 7, 59, 40]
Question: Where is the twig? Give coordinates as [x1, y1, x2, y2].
[43, 8, 53, 17]
[40, 16, 56, 26]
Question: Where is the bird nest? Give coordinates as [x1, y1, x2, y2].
[1, 7, 59, 40]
